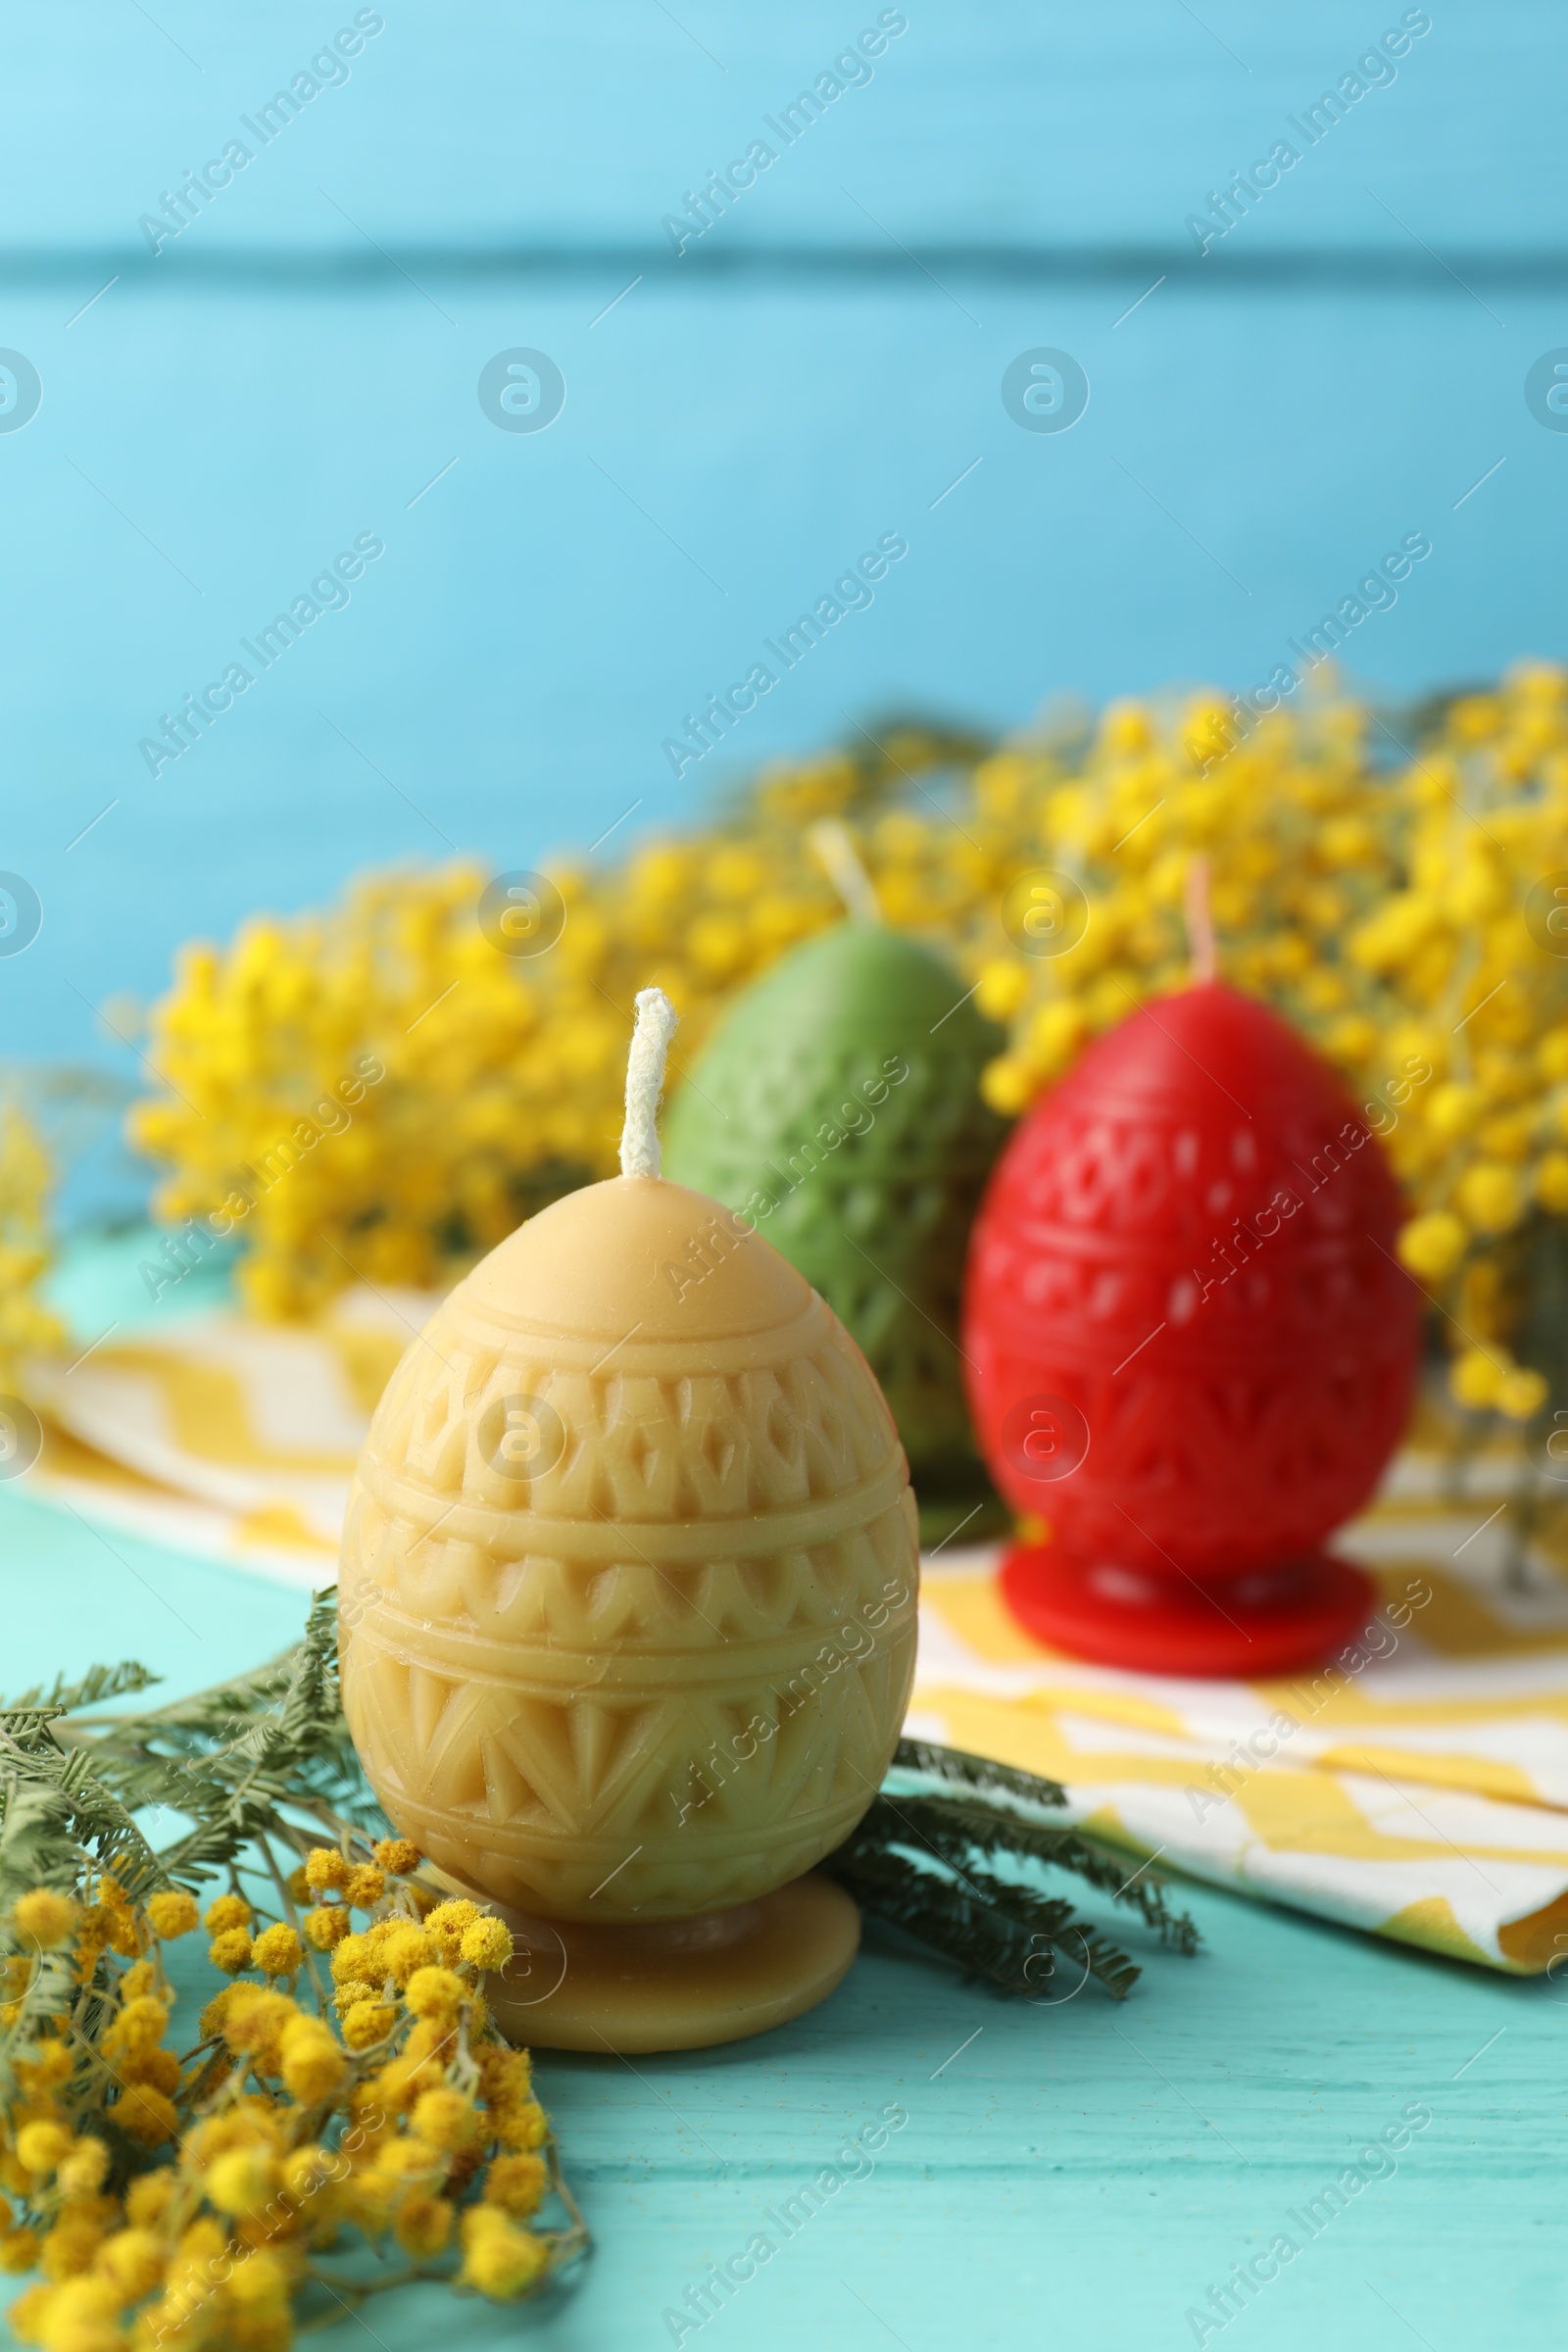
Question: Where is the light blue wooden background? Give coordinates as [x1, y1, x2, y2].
[5, 12, 1568, 2345]
[2, 1, 1565, 1093]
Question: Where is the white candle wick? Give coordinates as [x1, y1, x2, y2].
[1184, 855, 1218, 987]
[619, 986, 679, 1178]
[807, 817, 882, 924]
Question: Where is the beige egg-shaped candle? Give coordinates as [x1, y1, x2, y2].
[339, 989, 919, 2050]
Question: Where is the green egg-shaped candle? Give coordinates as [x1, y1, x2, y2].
[664, 921, 1009, 1544]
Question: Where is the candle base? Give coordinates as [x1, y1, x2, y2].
[999, 1544, 1376, 1678]
[434, 1869, 861, 2053]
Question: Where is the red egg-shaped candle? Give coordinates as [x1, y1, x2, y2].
[963, 980, 1422, 1675]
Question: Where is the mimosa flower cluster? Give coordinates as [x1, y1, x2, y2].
[125, 667, 1568, 1418]
[0, 1841, 580, 2352]
[0, 1107, 65, 1395]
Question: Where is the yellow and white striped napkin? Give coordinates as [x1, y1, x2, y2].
[24, 1290, 423, 1584]
[24, 1306, 1568, 1973]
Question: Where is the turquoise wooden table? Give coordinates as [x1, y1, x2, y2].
[5, 1228, 1567, 2349]
[2, 1472, 1562, 2351]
